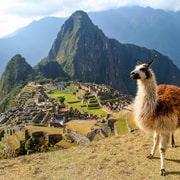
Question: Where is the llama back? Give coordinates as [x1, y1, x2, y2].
[158, 84, 180, 128]
[158, 84, 180, 106]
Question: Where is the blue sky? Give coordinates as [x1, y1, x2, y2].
[1, 0, 180, 37]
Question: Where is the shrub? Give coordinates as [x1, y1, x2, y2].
[58, 96, 65, 104]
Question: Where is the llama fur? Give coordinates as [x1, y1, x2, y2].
[134, 75, 179, 133]
[130, 56, 180, 176]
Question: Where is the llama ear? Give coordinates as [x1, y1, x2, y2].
[147, 55, 157, 67]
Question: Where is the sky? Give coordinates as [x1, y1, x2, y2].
[1, 0, 180, 38]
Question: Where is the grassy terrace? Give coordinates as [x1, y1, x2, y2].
[25, 126, 63, 135]
[46, 85, 107, 116]
[66, 120, 98, 135]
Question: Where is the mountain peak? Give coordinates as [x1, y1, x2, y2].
[71, 10, 90, 18]
[70, 10, 93, 24]
[47, 10, 101, 68]
[0, 54, 35, 98]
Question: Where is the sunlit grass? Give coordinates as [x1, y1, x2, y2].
[15, 131, 25, 141]
[46, 89, 107, 116]
[66, 120, 97, 135]
[56, 140, 77, 148]
[0, 141, 5, 150]
[25, 126, 63, 134]
[128, 112, 137, 129]
[113, 110, 129, 134]
[8, 135, 19, 149]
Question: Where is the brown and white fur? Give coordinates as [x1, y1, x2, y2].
[130, 56, 180, 176]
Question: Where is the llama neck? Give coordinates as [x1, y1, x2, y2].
[135, 76, 157, 115]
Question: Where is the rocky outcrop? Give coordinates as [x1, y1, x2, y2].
[67, 129, 90, 145]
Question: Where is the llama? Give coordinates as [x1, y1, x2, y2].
[130, 55, 180, 176]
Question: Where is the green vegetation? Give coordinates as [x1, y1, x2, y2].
[128, 112, 137, 129]
[0, 83, 25, 113]
[25, 136, 46, 153]
[113, 110, 130, 135]
[34, 58, 69, 80]
[87, 96, 99, 110]
[0, 142, 5, 157]
[34, 75, 51, 85]
[46, 85, 107, 116]
[0, 141, 5, 149]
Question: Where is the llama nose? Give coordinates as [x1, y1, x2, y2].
[130, 71, 139, 79]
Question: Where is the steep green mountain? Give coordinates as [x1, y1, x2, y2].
[47, 10, 180, 95]
[34, 57, 69, 79]
[0, 54, 35, 111]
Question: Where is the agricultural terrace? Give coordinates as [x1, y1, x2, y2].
[45, 82, 135, 135]
[45, 84, 107, 116]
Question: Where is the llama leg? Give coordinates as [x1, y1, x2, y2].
[147, 131, 159, 159]
[171, 133, 176, 148]
[159, 133, 170, 176]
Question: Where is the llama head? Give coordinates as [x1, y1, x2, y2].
[130, 55, 157, 80]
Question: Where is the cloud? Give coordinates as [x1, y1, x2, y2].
[1, 0, 180, 37]
[1, 0, 180, 19]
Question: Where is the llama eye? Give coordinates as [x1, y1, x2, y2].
[140, 68, 147, 71]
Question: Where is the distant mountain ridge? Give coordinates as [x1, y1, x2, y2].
[1, 6, 180, 78]
[89, 6, 180, 68]
[0, 17, 66, 76]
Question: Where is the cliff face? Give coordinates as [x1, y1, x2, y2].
[46, 11, 180, 95]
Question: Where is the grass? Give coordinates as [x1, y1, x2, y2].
[46, 89, 107, 116]
[25, 126, 63, 135]
[8, 135, 20, 149]
[113, 110, 130, 135]
[0, 142, 5, 152]
[56, 140, 77, 149]
[0, 130, 179, 179]
[66, 120, 97, 135]
[15, 131, 25, 141]
[128, 112, 137, 129]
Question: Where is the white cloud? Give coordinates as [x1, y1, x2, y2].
[0, 0, 180, 37]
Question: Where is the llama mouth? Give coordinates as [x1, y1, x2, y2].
[130, 73, 140, 79]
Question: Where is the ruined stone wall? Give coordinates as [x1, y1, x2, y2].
[64, 126, 90, 145]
